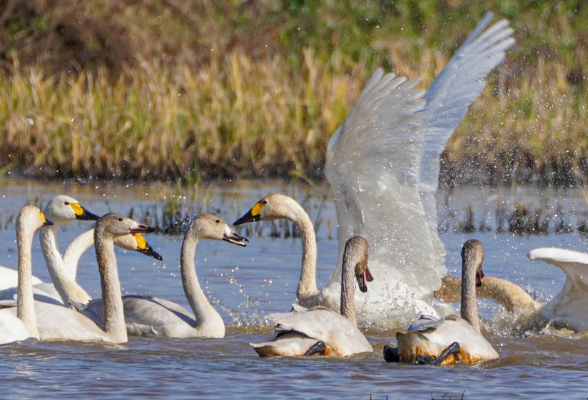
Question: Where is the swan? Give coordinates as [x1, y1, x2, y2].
[0, 231, 162, 305]
[234, 194, 323, 306]
[236, 13, 514, 329]
[250, 236, 373, 357]
[435, 247, 588, 334]
[384, 239, 498, 365]
[82, 213, 248, 338]
[0, 206, 53, 344]
[2, 211, 156, 343]
[38, 195, 101, 306]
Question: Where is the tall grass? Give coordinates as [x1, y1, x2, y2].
[1, 46, 587, 185]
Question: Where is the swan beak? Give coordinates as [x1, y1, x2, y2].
[223, 228, 249, 247]
[356, 267, 372, 293]
[40, 212, 53, 227]
[129, 221, 157, 234]
[233, 209, 260, 226]
[71, 203, 101, 221]
[475, 269, 485, 287]
[133, 233, 163, 261]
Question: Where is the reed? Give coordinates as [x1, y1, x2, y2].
[1, 1, 587, 185]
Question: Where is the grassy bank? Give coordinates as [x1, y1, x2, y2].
[0, 1, 587, 185]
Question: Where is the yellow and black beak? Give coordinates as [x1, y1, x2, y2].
[70, 203, 101, 221]
[40, 212, 54, 227]
[233, 202, 263, 226]
[133, 233, 163, 261]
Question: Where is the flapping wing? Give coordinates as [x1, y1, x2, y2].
[325, 70, 443, 294]
[419, 12, 515, 268]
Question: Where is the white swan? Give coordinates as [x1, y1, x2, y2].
[323, 13, 514, 327]
[82, 213, 248, 338]
[384, 239, 498, 365]
[38, 195, 101, 306]
[0, 206, 52, 344]
[234, 194, 322, 306]
[1, 211, 156, 343]
[250, 236, 373, 357]
[235, 14, 515, 329]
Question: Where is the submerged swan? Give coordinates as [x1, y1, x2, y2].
[251, 236, 373, 357]
[83, 213, 248, 338]
[2, 211, 156, 343]
[384, 239, 498, 365]
[237, 14, 514, 329]
[0, 206, 52, 344]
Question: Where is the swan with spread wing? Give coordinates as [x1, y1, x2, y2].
[235, 13, 514, 329]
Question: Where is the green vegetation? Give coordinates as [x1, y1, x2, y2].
[0, 0, 587, 185]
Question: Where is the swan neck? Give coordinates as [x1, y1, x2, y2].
[180, 230, 224, 336]
[461, 257, 480, 332]
[16, 220, 39, 338]
[39, 226, 92, 307]
[94, 228, 127, 343]
[340, 251, 358, 327]
[292, 206, 318, 301]
[62, 229, 95, 280]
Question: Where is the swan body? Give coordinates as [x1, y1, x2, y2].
[0, 267, 43, 291]
[251, 236, 373, 357]
[390, 239, 498, 365]
[83, 213, 248, 338]
[236, 14, 514, 329]
[0, 206, 109, 343]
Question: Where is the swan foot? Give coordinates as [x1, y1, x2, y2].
[383, 345, 400, 363]
[304, 341, 326, 356]
[417, 342, 461, 366]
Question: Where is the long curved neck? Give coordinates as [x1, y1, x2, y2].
[16, 222, 39, 339]
[39, 226, 92, 307]
[62, 229, 95, 280]
[340, 247, 360, 327]
[287, 203, 318, 301]
[436, 276, 541, 313]
[94, 228, 127, 343]
[461, 259, 480, 333]
[180, 230, 224, 336]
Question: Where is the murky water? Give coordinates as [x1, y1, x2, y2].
[1, 181, 587, 399]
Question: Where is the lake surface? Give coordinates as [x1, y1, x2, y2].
[1, 181, 588, 399]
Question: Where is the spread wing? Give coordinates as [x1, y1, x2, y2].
[325, 71, 441, 294]
[419, 12, 515, 269]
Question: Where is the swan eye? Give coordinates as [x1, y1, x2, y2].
[216, 219, 220, 223]
[262, 200, 267, 204]
[118, 217, 123, 221]
[65, 201, 70, 205]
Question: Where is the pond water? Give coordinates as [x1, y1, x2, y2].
[1, 180, 587, 399]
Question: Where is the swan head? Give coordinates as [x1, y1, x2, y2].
[43, 195, 100, 225]
[113, 233, 163, 261]
[191, 213, 248, 246]
[233, 194, 301, 225]
[95, 213, 156, 237]
[344, 236, 372, 293]
[17, 206, 54, 231]
[461, 239, 484, 287]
